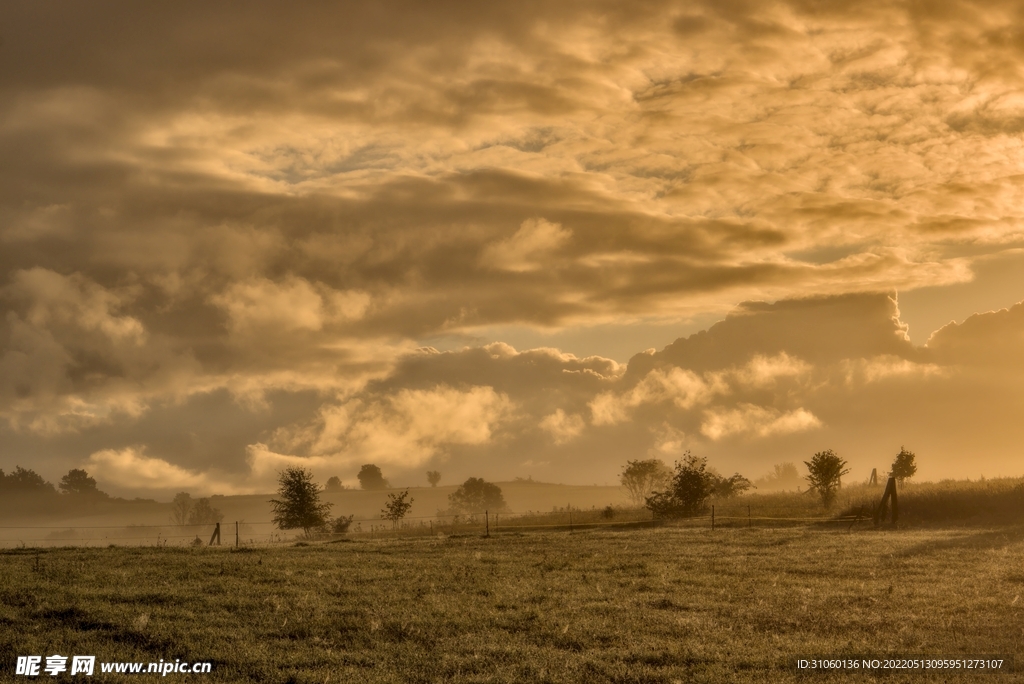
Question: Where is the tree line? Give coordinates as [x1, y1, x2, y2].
[622, 447, 919, 519]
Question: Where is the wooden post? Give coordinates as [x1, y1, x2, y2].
[747, 505, 751, 528]
[891, 480, 899, 525]
[711, 505, 715, 531]
[874, 477, 898, 527]
[868, 468, 878, 486]
[569, 507, 573, 533]
[209, 522, 221, 546]
[235, 521, 239, 548]
[429, 520, 433, 535]
[485, 510, 490, 537]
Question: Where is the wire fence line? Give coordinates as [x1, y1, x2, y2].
[0, 506, 873, 548]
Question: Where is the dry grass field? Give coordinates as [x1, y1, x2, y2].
[2, 522, 1022, 683]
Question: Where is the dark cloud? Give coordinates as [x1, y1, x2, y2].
[3, 0, 1024, 491]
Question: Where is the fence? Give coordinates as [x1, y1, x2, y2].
[0, 504, 877, 549]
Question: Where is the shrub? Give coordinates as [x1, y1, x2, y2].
[711, 472, 753, 498]
[332, 514, 355, 534]
[427, 470, 441, 487]
[645, 452, 715, 518]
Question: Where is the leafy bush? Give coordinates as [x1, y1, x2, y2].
[645, 452, 715, 518]
[332, 514, 355, 533]
[804, 450, 850, 508]
[711, 472, 753, 498]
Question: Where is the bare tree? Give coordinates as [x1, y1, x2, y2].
[170, 492, 192, 526]
[187, 498, 223, 525]
[620, 459, 671, 506]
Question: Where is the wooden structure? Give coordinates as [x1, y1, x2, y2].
[873, 476, 899, 527]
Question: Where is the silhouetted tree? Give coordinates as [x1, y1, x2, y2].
[753, 462, 802, 491]
[381, 490, 414, 529]
[448, 477, 507, 514]
[59, 469, 103, 497]
[187, 498, 224, 525]
[270, 467, 334, 535]
[645, 452, 715, 518]
[805, 449, 850, 508]
[1, 466, 57, 495]
[890, 447, 917, 489]
[324, 476, 344, 492]
[426, 470, 441, 487]
[357, 464, 389, 490]
[711, 472, 753, 498]
[620, 459, 671, 506]
[170, 492, 193, 526]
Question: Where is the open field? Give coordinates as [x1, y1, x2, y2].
[2, 524, 1022, 683]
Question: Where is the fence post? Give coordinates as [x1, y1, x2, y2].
[711, 505, 715, 531]
[874, 477, 898, 527]
[209, 522, 221, 546]
[235, 521, 239, 548]
[747, 505, 751, 528]
[485, 510, 490, 537]
[569, 508, 573, 533]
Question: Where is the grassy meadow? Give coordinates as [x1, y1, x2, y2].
[2, 523, 1022, 683]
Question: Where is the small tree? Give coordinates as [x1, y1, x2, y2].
[187, 498, 224, 525]
[804, 449, 850, 508]
[170, 492, 193, 526]
[426, 470, 441, 487]
[620, 459, 672, 507]
[645, 451, 715, 518]
[357, 464, 389, 490]
[324, 476, 344, 492]
[890, 447, 917, 489]
[448, 477, 508, 514]
[270, 467, 334, 536]
[381, 490, 414, 529]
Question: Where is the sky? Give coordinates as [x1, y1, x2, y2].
[3, 0, 1024, 497]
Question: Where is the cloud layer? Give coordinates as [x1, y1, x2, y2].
[3, 2, 1024, 493]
